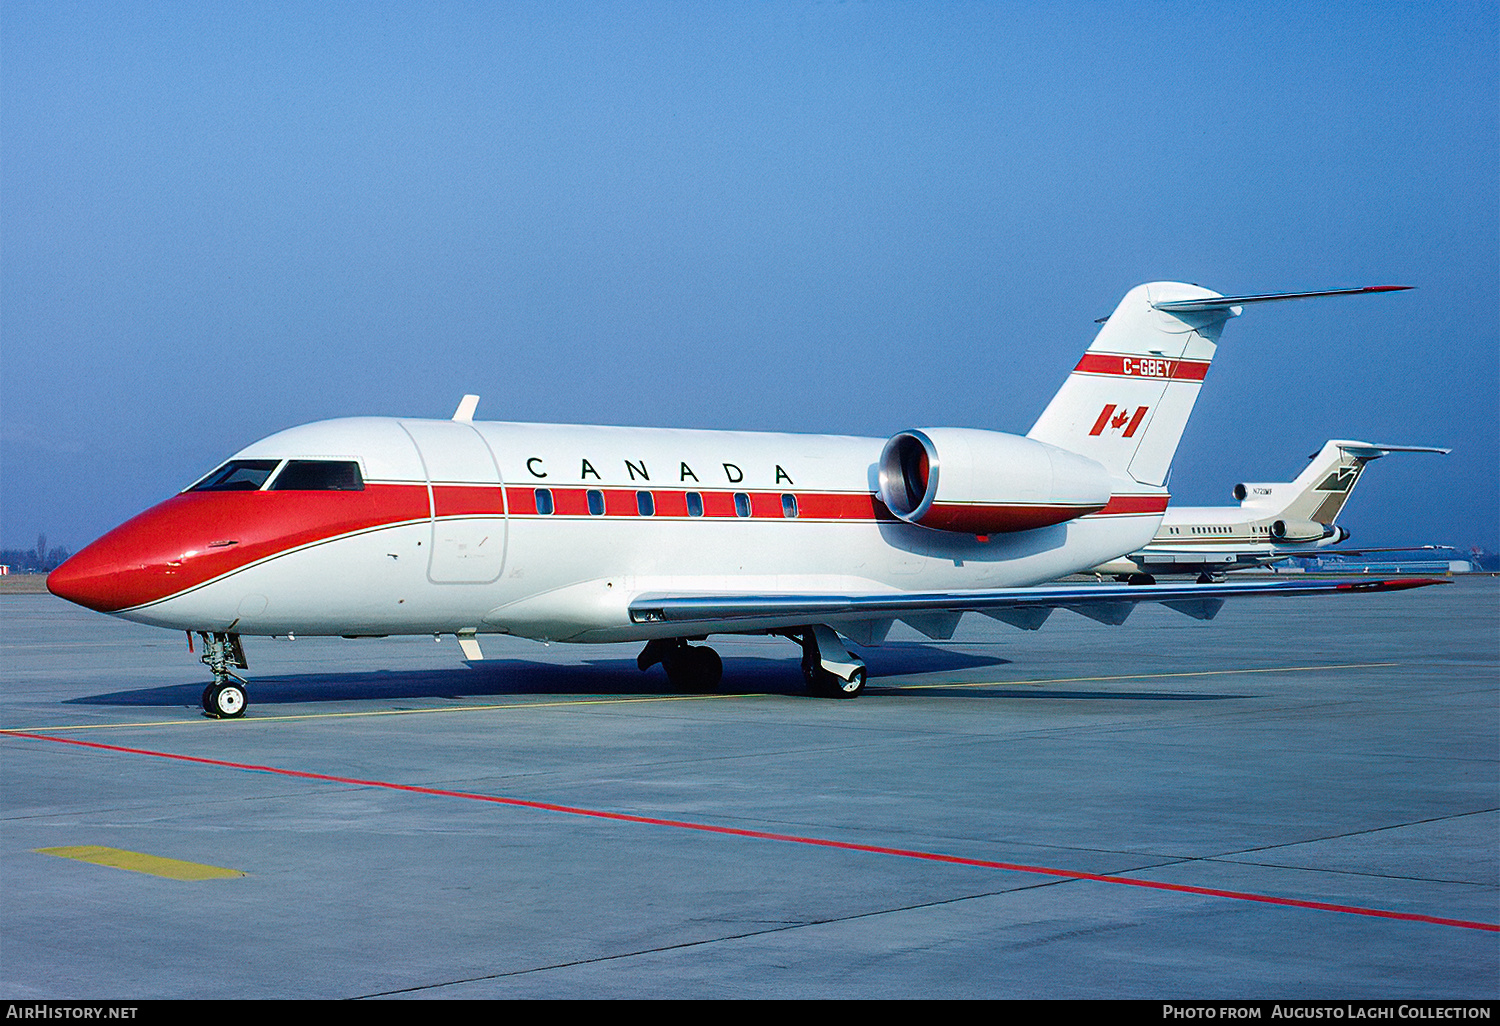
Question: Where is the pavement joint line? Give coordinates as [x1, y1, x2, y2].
[4, 727, 1495, 935]
[357, 882, 1071, 997]
[4, 662, 1397, 733]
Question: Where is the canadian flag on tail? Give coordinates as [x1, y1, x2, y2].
[1089, 404, 1149, 438]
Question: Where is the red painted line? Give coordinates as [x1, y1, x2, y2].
[5, 730, 1493, 933]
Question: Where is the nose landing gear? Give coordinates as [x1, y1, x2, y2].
[197, 632, 250, 718]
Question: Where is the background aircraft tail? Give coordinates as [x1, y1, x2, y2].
[1027, 284, 1411, 488]
[1233, 440, 1450, 524]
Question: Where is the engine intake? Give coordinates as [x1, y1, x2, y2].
[878, 428, 1113, 535]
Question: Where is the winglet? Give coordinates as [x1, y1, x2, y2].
[452, 395, 480, 423]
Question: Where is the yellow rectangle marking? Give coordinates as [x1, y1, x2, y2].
[37, 846, 244, 880]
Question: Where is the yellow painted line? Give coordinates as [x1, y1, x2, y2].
[2, 691, 753, 733]
[37, 846, 244, 880]
[882, 662, 1401, 690]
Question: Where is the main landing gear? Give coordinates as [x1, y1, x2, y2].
[637, 638, 724, 692]
[197, 631, 250, 719]
[789, 625, 867, 698]
[636, 625, 868, 698]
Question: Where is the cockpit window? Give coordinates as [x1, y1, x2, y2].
[269, 460, 365, 491]
[188, 460, 282, 492]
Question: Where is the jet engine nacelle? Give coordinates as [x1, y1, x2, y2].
[877, 427, 1113, 535]
[1270, 519, 1337, 542]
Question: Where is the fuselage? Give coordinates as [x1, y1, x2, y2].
[49, 416, 1168, 643]
[1093, 505, 1348, 576]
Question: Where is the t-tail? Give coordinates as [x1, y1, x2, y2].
[1233, 439, 1450, 526]
[1027, 283, 1412, 488]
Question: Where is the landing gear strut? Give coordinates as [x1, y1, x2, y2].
[637, 638, 723, 692]
[789, 625, 867, 698]
[197, 632, 250, 718]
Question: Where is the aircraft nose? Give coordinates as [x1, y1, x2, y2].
[46, 494, 237, 614]
[48, 529, 160, 613]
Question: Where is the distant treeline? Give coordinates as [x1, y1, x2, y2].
[1, 534, 71, 573]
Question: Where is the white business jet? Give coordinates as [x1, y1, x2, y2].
[48, 282, 1438, 717]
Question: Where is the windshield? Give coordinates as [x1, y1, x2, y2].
[269, 461, 364, 491]
[187, 460, 282, 492]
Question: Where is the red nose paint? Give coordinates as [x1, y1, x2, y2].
[48, 486, 431, 612]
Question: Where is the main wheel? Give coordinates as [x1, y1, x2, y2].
[828, 666, 866, 699]
[205, 682, 247, 719]
[690, 646, 723, 692]
[664, 646, 723, 692]
[1127, 573, 1157, 586]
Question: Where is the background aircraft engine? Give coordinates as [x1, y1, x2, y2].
[1270, 519, 1337, 542]
[878, 427, 1112, 535]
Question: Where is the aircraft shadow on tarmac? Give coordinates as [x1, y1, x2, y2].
[66, 644, 1245, 708]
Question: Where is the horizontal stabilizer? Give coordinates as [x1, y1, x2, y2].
[1152, 286, 1410, 313]
[1330, 441, 1450, 460]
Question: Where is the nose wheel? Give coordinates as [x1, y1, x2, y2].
[202, 682, 247, 718]
[197, 631, 250, 718]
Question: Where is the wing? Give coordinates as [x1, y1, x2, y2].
[628, 576, 1447, 639]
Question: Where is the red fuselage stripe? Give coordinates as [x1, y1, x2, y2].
[48, 483, 1167, 612]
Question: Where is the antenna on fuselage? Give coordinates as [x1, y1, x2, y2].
[452, 395, 480, 422]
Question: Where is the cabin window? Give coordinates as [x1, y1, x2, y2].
[188, 459, 282, 492]
[535, 488, 554, 515]
[686, 492, 704, 517]
[781, 493, 798, 518]
[734, 492, 751, 517]
[269, 460, 365, 491]
[636, 490, 655, 516]
[587, 489, 605, 516]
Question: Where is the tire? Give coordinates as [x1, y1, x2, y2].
[690, 646, 723, 692]
[207, 683, 247, 719]
[828, 666, 866, 699]
[665, 646, 722, 692]
[1127, 573, 1157, 586]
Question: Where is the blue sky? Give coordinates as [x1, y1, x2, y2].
[3, 1, 1496, 553]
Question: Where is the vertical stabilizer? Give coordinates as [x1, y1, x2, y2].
[1027, 283, 1231, 488]
[1237, 440, 1450, 523]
